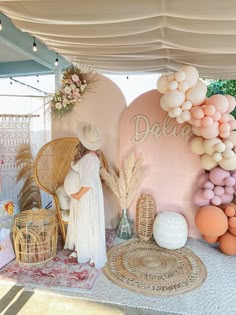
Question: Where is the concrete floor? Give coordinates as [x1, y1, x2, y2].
[0, 283, 175, 315]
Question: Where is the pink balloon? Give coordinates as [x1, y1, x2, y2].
[204, 105, 216, 116]
[207, 95, 229, 113]
[224, 176, 236, 186]
[202, 181, 214, 189]
[198, 172, 210, 187]
[211, 195, 222, 206]
[225, 186, 235, 194]
[193, 119, 202, 127]
[193, 190, 210, 207]
[225, 95, 236, 113]
[209, 167, 230, 185]
[214, 186, 225, 196]
[221, 193, 234, 204]
[203, 189, 214, 200]
[202, 116, 214, 127]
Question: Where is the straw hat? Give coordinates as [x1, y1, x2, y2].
[77, 121, 101, 150]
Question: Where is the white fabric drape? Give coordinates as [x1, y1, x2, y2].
[1, 0, 236, 78]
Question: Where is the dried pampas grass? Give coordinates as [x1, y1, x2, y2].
[100, 152, 146, 209]
[16, 144, 42, 211]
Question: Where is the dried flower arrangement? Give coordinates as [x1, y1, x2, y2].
[3, 201, 15, 216]
[50, 65, 87, 117]
[16, 144, 42, 211]
[100, 151, 146, 210]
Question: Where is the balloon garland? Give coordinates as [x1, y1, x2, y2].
[156, 66, 236, 255]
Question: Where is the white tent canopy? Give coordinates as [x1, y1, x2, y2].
[1, 0, 236, 78]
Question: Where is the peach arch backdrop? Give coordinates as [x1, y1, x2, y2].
[120, 89, 203, 239]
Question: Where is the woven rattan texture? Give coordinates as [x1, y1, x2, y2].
[13, 209, 58, 265]
[136, 194, 155, 241]
[103, 238, 207, 296]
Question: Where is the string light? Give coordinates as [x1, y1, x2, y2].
[32, 36, 37, 52]
[54, 53, 59, 66]
[0, 20, 2, 31]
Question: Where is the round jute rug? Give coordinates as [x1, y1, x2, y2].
[103, 239, 207, 296]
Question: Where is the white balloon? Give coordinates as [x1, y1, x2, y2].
[175, 70, 186, 82]
[160, 95, 169, 111]
[167, 74, 175, 81]
[182, 101, 192, 111]
[189, 137, 205, 155]
[212, 152, 223, 162]
[168, 109, 178, 118]
[185, 80, 207, 106]
[201, 154, 218, 170]
[181, 65, 199, 88]
[224, 140, 234, 150]
[176, 115, 185, 124]
[178, 81, 189, 93]
[215, 142, 226, 153]
[157, 75, 169, 94]
[181, 111, 191, 121]
[223, 149, 235, 160]
[173, 107, 182, 117]
[168, 80, 178, 91]
[165, 90, 185, 108]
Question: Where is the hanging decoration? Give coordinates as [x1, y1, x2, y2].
[50, 65, 87, 118]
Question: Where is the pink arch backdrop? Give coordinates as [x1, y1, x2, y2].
[119, 90, 202, 239]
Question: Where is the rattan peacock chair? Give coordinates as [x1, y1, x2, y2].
[33, 137, 108, 243]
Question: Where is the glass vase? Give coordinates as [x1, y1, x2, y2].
[117, 209, 132, 240]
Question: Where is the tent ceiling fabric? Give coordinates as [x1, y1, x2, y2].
[1, 0, 236, 78]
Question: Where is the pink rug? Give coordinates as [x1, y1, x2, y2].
[0, 229, 116, 292]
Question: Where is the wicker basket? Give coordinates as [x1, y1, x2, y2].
[136, 194, 155, 241]
[13, 209, 58, 265]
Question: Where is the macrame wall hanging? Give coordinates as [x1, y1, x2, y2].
[0, 114, 38, 207]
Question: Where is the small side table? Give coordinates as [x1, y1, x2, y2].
[13, 209, 58, 265]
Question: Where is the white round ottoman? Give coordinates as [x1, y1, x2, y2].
[153, 211, 188, 249]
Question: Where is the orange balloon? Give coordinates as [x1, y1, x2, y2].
[219, 232, 236, 255]
[195, 205, 228, 236]
[202, 234, 219, 244]
[228, 217, 236, 228]
[229, 226, 236, 236]
[224, 207, 236, 217]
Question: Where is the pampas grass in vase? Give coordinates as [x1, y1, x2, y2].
[100, 151, 146, 239]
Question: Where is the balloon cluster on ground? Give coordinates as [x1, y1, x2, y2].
[156, 66, 236, 255]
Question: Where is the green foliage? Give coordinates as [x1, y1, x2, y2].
[205, 80, 236, 118]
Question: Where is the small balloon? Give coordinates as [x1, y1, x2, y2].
[175, 70, 186, 82]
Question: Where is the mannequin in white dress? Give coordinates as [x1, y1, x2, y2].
[64, 121, 107, 269]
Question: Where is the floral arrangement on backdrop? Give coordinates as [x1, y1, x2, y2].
[50, 65, 87, 117]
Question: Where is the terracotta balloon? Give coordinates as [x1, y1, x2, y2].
[202, 234, 219, 244]
[228, 226, 236, 236]
[195, 205, 228, 236]
[228, 216, 236, 228]
[219, 232, 236, 255]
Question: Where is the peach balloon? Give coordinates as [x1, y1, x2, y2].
[219, 113, 229, 123]
[202, 116, 213, 127]
[219, 232, 236, 255]
[204, 105, 216, 116]
[207, 94, 229, 113]
[202, 235, 219, 244]
[189, 136, 204, 155]
[219, 122, 230, 133]
[200, 124, 219, 139]
[212, 111, 222, 122]
[225, 95, 236, 113]
[195, 205, 228, 236]
[168, 80, 178, 91]
[224, 206, 236, 217]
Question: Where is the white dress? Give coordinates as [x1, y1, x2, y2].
[64, 153, 107, 269]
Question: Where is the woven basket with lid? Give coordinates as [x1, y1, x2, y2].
[136, 194, 155, 241]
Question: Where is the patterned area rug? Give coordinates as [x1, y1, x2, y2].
[0, 229, 116, 292]
[103, 238, 207, 296]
